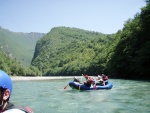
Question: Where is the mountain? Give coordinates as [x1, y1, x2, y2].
[31, 2, 150, 79]
[0, 27, 45, 66]
[31, 27, 115, 76]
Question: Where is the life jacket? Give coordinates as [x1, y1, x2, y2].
[4, 102, 33, 113]
[87, 77, 94, 84]
[102, 76, 108, 85]
[103, 76, 108, 81]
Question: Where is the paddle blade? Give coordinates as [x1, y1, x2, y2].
[94, 84, 96, 90]
[63, 85, 68, 90]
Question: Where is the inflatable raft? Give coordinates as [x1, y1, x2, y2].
[69, 81, 113, 90]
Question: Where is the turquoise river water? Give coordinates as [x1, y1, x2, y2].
[10, 78, 150, 113]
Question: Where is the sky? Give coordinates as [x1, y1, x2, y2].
[0, 0, 146, 34]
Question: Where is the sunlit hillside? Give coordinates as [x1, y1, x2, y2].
[0, 27, 45, 66]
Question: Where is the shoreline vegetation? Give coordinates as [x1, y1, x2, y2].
[11, 76, 73, 81]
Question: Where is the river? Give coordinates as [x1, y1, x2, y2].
[11, 78, 150, 113]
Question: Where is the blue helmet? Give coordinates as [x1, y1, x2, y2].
[0, 70, 12, 95]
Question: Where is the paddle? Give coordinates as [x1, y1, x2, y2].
[63, 78, 74, 90]
[63, 75, 83, 90]
[93, 77, 97, 90]
[63, 84, 69, 90]
[94, 83, 96, 90]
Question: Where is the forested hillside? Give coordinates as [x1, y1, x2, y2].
[0, 27, 44, 76]
[31, 27, 115, 76]
[0, 48, 42, 76]
[106, 1, 150, 79]
[0, 27, 45, 66]
[32, 1, 150, 80]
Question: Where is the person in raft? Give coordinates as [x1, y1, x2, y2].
[0, 70, 33, 113]
[102, 74, 108, 85]
[73, 76, 81, 83]
[82, 74, 95, 87]
[95, 75, 104, 86]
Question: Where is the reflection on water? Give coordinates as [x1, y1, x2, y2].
[11, 79, 150, 113]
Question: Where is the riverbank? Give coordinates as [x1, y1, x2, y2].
[11, 76, 73, 81]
